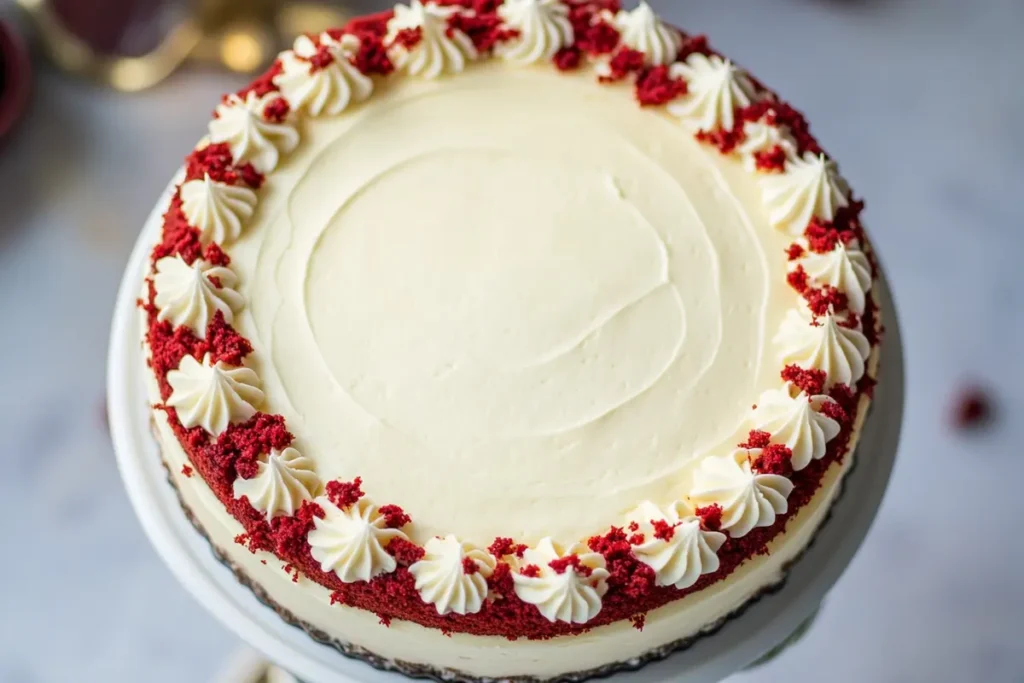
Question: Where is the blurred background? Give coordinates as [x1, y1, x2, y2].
[1, 0, 1022, 681]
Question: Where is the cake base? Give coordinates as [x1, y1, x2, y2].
[110, 177, 904, 683]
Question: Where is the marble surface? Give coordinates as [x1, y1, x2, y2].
[0, 0, 1021, 681]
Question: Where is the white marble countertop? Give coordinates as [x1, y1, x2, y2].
[1, 0, 1021, 681]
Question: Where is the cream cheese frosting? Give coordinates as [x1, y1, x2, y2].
[496, 0, 573, 65]
[166, 354, 263, 436]
[153, 255, 243, 338]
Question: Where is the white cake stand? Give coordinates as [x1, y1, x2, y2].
[109, 178, 905, 683]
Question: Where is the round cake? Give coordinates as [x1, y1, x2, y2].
[140, 1, 882, 680]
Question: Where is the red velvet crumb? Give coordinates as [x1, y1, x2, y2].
[630, 614, 646, 631]
[462, 557, 480, 575]
[951, 387, 993, 429]
[519, 564, 541, 578]
[787, 265, 809, 293]
[388, 538, 425, 565]
[599, 47, 645, 83]
[754, 145, 788, 172]
[488, 537, 527, 559]
[350, 31, 395, 75]
[181, 464, 193, 478]
[695, 505, 723, 531]
[651, 519, 678, 542]
[786, 243, 805, 261]
[677, 34, 710, 60]
[549, 554, 592, 576]
[553, 46, 582, 71]
[448, 9, 516, 52]
[804, 285, 849, 316]
[635, 64, 687, 106]
[752, 444, 793, 476]
[820, 399, 849, 425]
[308, 44, 336, 71]
[392, 27, 423, 50]
[739, 429, 772, 449]
[185, 142, 263, 188]
[378, 504, 412, 529]
[782, 365, 827, 396]
[262, 96, 290, 124]
[326, 478, 365, 509]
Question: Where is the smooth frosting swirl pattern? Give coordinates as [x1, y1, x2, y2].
[409, 535, 496, 615]
[386, 1, 477, 79]
[736, 118, 797, 171]
[751, 387, 841, 471]
[308, 497, 409, 583]
[775, 306, 871, 387]
[275, 33, 374, 116]
[166, 353, 263, 435]
[627, 501, 726, 589]
[690, 451, 794, 538]
[179, 173, 257, 245]
[668, 53, 757, 132]
[761, 152, 849, 235]
[513, 538, 610, 624]
[153, 255, 243, 339]
[795, 239, 873, 314]
[232, 447, 321, 519]
[496, 0, 573, 65]
[208, 91, 298, 172]
[611, 1, 681, 66]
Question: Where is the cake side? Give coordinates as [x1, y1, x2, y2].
[138, 0, 884, 677]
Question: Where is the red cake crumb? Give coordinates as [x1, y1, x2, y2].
[630, 614, 646, 631]
[786, 243, 805, 261]
[519, 564, 541, 578]
[787, 265, 809, 293]
[391, 27, 423, 50]
[739, 429, 772, 449]
[858, 374, 877, 399]
[651, 519, 678, 542]
[820, 399, 849, 425]
[448, 9, 516, 52]
[262, 96, 290, 124]
[462, 557, 480, 574]
[185, 142, 264, 188]
[283, 563, 300, 582]
[236, 60, 283, 99]
[677, 33, 710, 59]
[330, 589, 350, 606]
[488, 562, 514, 596]
[181, 464, 193, 478]
[599, 47, 645, 82]
[754, 145, 788, 172]
[782, 365, 827, 396]
[553, 46, 582, 70]
[489, 537, 527, 558]
[804, 285, 849, 316]
[379, 504, 412, 529]
[326, 478, 365, 509]
[627, 521, 640, 532]
[804, 218, 858, 254]
[951, 387, 993, 429]
[695, 126, 744, 155]
[628, 532, 645, 545]
[568, 2, 620, 56]
[549, 554, 593, 577]
[349, 30, 395, 75]
[378, 614, 393, 627]
[695, 505, 723, 531]
[828, 383, 857, 412]
[388, 538, 425, 565]
[635, 65, 687, 106]
[751, 444, 793, 476]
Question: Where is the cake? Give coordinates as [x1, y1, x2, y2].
[140, 1, 883, 679]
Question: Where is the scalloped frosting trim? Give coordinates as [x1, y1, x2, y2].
[144, 0, 879, 636]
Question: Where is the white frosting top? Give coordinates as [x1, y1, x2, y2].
[208, 91, 299, 172]
[736, 118, 797, 171]
[513, 538, 609, 624]
[179, 174, 257, 245]
[751, 387, 841, 471]
[153, 255, 243, 338]
[386, 1, 477, 79]
[165, 353, 263, 436]
[232, 447, 321, 519]
[611, 1, 681, 66]
[496, 0, 573, 65]
[275, 33, 374, 116]
[668, 53, 757, 132]
[795, 239, 873, 314]
[761, 152, 850, 235]
[775, 306, 871, 388]
[690, 451, 793, 538]
[409, 535, 496, 615]
[228, 63, 797, 545]
[309, 497, 409, 583]
[627, 501, 725, 589]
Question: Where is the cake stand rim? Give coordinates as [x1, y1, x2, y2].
[108, 173, 905, 683]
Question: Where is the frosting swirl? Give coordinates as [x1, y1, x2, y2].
[232, 447, 321, 519]
[668, 53, 757, 132]
[497, 0, 573, 65]
[794, 239, 873, 314]
[775, 306, 871, 388]
[736, 118, 797, 171]
[751, 387, 841, 471]
[627, 501, 725, 589]
[275, 33, 374, 116]
[513, 538, 609, 624]
[690, 451, 794, 538]
[761, 152, 849, 235]
[179, 173, 257, 245]
[386, 1, 477, 79]
[153, 255, 243, 338]
[409, 535, 496, 615]
[208, 91, 298, 172]
[611, 1, 681, 66]
[166, 353, 264, 436]
[308, 497, 409, 583]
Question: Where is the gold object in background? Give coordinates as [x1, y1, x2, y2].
[16, 0, 352, 91]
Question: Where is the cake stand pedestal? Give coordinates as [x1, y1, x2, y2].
[109, 178, 904, 683]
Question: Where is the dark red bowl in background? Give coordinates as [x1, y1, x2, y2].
[0, 20, 32, 141]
